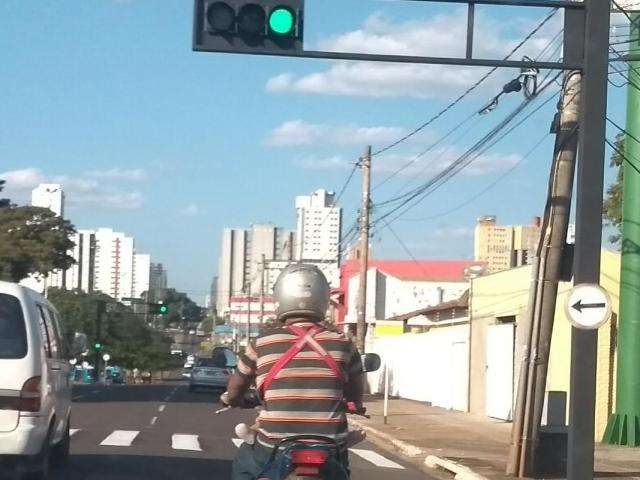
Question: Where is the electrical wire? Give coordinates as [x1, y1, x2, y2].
[370, 74, 562, 233]
[369, 8, 560, 158]
[397, 131, 551, 222]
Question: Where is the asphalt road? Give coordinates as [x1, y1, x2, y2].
[48, 383, 434, 480]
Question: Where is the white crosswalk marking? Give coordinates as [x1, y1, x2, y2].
[100, 430, 140, 447]
[350, 449, 405, 469]
[70, 429, 80, 437]
[172, 434, 202, 451]
[231, 438, 244, 448]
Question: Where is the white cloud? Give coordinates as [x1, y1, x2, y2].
[266, 120, 406, 147]
[292, 147, 519, 177]
[178, 204, 203, 217]
[84, 167, 147, 181]
[0, 167, 145, 211]
[266, 10, 561, 99]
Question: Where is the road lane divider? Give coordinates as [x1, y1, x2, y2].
[100, 430, 140, 447]
[70, 429, 80, 437]
[172, 434, 202, 451]
[158, 405, 166, 412]
[150, 417, 158, 425]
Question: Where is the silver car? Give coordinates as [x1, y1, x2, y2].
[188, 365, 230, 392]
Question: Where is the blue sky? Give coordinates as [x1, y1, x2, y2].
[0, 1, 629, 304]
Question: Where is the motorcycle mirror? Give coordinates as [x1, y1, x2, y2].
[361, 353, 381, 373]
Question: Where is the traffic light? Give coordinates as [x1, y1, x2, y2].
[149, 303, 169, 315]
[193, 0, 304, 56]
[94, 342, 103, 351]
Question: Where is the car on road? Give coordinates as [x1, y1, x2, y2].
[0, 281, 82, 479]
[188, 348, 237, 392]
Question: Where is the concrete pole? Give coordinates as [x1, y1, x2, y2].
[356, 146, 372, 353]
[604, 12, 640, 447]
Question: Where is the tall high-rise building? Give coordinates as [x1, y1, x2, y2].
[216, 223, 295, 315]
[31, 184, 65, 217]
[133, 254, 151, 299]
[92, 228, 135, 301]
[65, 229, 96, 293]
[295, 189, 342, 262]
[474, 216, 542, 274]
[150, 263, 168, 298]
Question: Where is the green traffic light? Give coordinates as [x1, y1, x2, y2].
[94, 343, 102, 350]
[160, 305, 169, 314]
[269, 7, 295, 36]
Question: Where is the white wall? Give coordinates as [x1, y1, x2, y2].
[367, 325, 470, 411]
[345, 269, 468, 323]
[133, 254, 151, 298]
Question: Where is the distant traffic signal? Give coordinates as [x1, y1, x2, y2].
[94, 342, 103, 351]
[193, 0, 304, 56]
[149, 303, 169, 315]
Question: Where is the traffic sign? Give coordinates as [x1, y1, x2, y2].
[102, 354, 111, 362]
[565, 284, 612, 330]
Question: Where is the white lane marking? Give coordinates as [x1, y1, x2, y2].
[150, 417, 158, 425]
[172, 434, 202, 451]
[100, 430, 140, 447]
[232, 439, 244, 448]
[70, 429, 80, 437]
[350, 449, 405, 469]
[158, 405, 166, 412]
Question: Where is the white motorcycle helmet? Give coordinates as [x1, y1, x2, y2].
[273, 264, 330, 321]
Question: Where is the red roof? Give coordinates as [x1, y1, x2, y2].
[340, 259, 484, 282]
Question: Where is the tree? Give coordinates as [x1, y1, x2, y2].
[604, 133, 625, 244]
[160, 288, 203, 328]
[0, 180, 10, 208]
[48, 288, 174, 371]
[0, 206, 76, 282]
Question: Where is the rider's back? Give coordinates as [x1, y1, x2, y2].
[237, 319, 362, 449]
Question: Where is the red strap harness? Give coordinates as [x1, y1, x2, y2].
[259, 325, 346, 394]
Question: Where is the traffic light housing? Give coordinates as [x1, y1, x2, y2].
[193, 0, 304, 56]
[149, 303, 169, 315]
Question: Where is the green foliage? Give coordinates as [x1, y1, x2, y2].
[604, 133, 625, 244]
[160, 288, 203, 328]
[48, 289, 173, 371]
[0, 180, 76, 282]
[0, 181, 10, 209]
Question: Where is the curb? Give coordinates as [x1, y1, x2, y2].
[349, 418, 490, 480]
[349, 417, 424, 458]
[425, 455, 490, 480]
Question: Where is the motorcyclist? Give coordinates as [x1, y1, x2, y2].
[224, 263, 364, 480]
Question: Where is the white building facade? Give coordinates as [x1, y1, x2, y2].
[133, 254, 151, 299]
[295, 189, 341, 262]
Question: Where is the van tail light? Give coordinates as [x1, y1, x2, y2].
[19, 376, 42, 412]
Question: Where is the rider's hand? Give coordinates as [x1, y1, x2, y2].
[220, 391, 231, 406]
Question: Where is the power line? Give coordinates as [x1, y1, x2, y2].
[397, 131, 551, 223]
[369, 7, 560, 158]
[370, 74, 562, 233]
[607, 116, 640, 145]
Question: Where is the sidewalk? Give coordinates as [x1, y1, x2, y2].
[350, 395, 640, 479]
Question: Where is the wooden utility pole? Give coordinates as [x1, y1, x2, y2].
[356, 146, 372, 353]
[260, 254, 266, 324]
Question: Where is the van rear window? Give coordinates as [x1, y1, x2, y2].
[0, 294, 27, 359]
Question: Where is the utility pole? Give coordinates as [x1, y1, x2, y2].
[520, 68, 582, 477]
[356, 146, 372, 353]
[568, 1, 610, 479]
[604, 7, 640, 447]
[246, 291, 251, 350]
[260, 254, 266, 325]
[95, 300, 106, 382]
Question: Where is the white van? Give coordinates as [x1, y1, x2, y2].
[0, 282, 75, 479]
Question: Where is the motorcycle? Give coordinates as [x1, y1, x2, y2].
[219, 353, 382, 480]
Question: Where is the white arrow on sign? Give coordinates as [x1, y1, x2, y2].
[565, 284, 612, 330]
